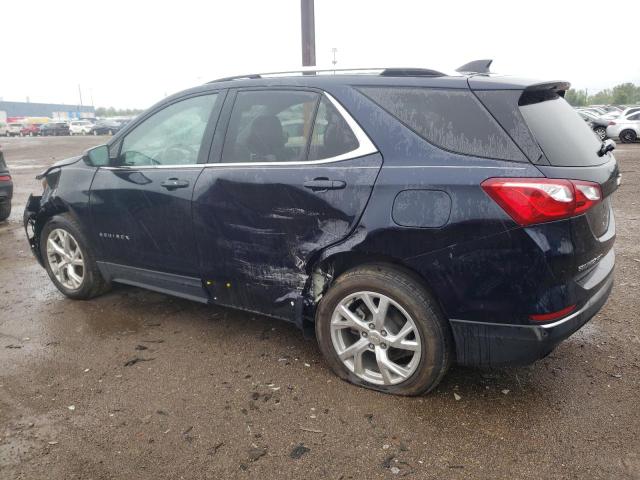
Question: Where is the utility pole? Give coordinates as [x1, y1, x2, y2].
[300, 0, 316, 68]
[78, 84, 83, 107]
[332, 47, 338, 73]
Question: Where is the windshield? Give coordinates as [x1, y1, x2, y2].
[520, 95, 605, 167]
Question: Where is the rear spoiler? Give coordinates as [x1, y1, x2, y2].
[519, 81, 571, 105]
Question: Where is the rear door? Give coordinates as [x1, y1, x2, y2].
[193, 88, 381, 321]
[90, 92, 223, 300]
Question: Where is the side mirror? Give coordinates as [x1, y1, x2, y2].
[84, 145, 110, 167]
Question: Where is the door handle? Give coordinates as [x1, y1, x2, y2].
[303, 178, 346, 192]
[160, 178, 190, 190]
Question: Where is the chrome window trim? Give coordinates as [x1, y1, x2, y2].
[101, 92, 377, 171]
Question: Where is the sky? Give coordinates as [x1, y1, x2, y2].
[2, 0, 638, 109]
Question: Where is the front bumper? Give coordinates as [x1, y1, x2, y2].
[23, 194, 43, 265]
[450, 271, 614, 367]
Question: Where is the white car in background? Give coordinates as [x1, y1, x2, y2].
[69, 120, 94, 135]
[606, 111, 640, 143]
[6, 123, 23, 137]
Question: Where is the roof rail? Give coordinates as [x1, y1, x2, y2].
[208, 66, 447, 83]
[380, 68, 445, 77]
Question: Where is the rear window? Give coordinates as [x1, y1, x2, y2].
[519, 95, 604, 167]
[358, 86, 526, 161]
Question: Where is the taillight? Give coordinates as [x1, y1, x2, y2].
[0, 175, 11, 182]
[608, 121, 616, 125]
[481, 178, 602, 226]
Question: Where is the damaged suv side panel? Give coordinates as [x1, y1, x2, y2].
[24, 157, 98, 266]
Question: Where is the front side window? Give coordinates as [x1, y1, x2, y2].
[222, 90, 319, 163]
[119, 93, 219, 166]
[358, 86, 525, 161]
[627, 112, 640, 121]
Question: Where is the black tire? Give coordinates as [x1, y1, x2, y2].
[0, 202, 10, 222]
[593, 126, 606, 140]
[40, 213, 110, 300]
[315, 263, 453, 396]
[620, 129, 637, 143]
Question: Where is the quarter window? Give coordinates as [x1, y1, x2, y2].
[308, 97, 359, 160]
[358, 86, 525, 161]
[119, 93, 219, 166]
[222, 90, 319, 163]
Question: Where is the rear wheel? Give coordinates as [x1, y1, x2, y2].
[620, 129, 637, 143]
[315, 264, 453, 396]
[40, 214, 110, 299]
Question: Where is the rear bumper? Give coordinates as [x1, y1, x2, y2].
[0, 181, 13, 202]
[450, 271, 614, 367]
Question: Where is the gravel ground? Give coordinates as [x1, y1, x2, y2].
[1, 136, 639, 479]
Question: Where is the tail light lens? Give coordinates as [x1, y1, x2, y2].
[0, 175, 11, 182]
[608, 121, 616, 125]
[481, 178, 602, 226]
[529, 304, 576, 322]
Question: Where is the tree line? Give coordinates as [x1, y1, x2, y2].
[95, 107, 144, 117]
[564, 83, 640, 106]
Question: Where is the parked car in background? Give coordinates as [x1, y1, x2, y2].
[576, 110, 609, 140]
[24, 65, 618, 395]
[606, 111, 640, 143]
[579, 107, 607, 116]
[69, 120, 94, 135]
[619, 106, 640, 118]
[0, 146, 12, 221]
[20, 123, 42, 137]
[89, 120, 123, 136]
[0, 122, 8, 136]
[39, 122, 70, 136]
[6, 123, 23, 137]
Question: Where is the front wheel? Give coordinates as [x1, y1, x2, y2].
[40, 214, 110, 299]
[315, 264, 453, 396]
[620, 129, 637, 143]
[593, 126, 606, 140]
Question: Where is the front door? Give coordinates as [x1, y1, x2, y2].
[193, 89, 381, 321]
[90, 92, 223, 297]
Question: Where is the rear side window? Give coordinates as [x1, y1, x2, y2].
[222, 90, 319, 163]
[519, 95, 604, 167]
[309, 97, 359, 160]
[358, 86, 525, 161]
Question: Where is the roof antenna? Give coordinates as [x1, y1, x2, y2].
[456, 59, 493, 74]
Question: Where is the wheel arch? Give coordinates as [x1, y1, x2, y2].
[303, 250, 448, 333]
[29, 197, 83, 265]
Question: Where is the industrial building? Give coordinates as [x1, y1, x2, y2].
[0, 100, 95, 123]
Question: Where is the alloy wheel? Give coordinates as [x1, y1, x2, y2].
[330, 291, 421, 386]
[46, 228, 85, 290]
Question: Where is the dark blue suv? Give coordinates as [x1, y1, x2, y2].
[24, 65, 618, 395]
